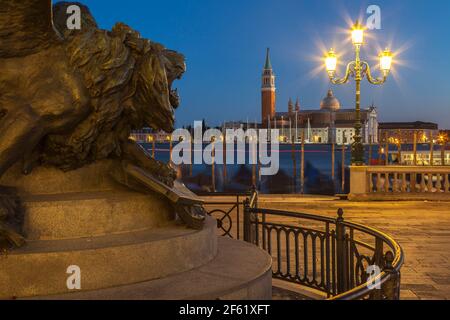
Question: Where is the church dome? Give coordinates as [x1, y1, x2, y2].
[320, 89, 340, 111]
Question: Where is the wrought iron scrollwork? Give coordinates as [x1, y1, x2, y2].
[207, 208, 234, 237]
[203, 193, 246, 239]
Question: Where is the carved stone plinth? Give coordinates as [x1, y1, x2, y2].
[0, 161, 272, 300]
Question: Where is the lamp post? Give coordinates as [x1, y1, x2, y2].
[324, 21, 393, 165]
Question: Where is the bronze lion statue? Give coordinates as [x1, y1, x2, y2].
[0, 1, 189, 248]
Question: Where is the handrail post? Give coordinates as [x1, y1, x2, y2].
[243, 198, 251, 243]
[369, 238, 385, 299]
[251, 185, 266, 249]
[251, 184, 258, 209]
[374, 238, 384, 268]
[381, 251, 401, 300]
[336, 208, 348, 294]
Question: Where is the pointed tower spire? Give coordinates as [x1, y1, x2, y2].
[295, 98, 300, 112]
[264, 48, 272, 69]
[261, 48, 276, 126]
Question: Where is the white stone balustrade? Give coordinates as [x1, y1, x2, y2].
[349, 166, 450, 200]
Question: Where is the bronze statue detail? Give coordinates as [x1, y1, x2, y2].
[0, 1, 204, 249]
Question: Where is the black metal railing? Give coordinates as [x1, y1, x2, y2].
[241, 189, 404, 300]
[201, 189, 404, 300]
[201, 192, 248, 239]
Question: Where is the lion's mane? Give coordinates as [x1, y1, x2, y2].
[41, 2, 172, 170]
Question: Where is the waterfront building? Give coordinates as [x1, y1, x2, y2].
[397, 150, 450, 166]
[440, 129, 450, 138]
[130, 128, 171, 143]
[222, 121, 259, 130]
[378, 122, 439, 144]
[271, 90, 378, 145]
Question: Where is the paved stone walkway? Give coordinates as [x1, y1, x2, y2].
[255, 195, 450, 300]
[272, 286, 311, 300]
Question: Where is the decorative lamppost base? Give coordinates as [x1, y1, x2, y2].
[351, 141, 365, 166]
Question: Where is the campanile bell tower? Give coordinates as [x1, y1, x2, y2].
[261, 48, 276, 126]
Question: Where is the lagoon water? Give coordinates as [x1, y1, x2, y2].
[140, 142, 434, 195]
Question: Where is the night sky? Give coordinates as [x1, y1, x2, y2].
[64, 0, 450, 129]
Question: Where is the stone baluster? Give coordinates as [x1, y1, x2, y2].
[411, 173, 417, 192]
[392, 173, 398, 193]
[427, 173, 433, 193]
[420, 174, 426, 193]
[377, 173, 383, 192]
[384, 173, 390, 193]
[436, 173, 442, 193]
[445, 174, 449, 193]
[402, 173, 408, 192]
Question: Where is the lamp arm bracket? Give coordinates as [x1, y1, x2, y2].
[329, 61, 354, 85]
[362, 61, 387, 85]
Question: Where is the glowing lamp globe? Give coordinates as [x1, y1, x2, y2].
[351, 22, 364, 46]
[380, 49, 393, 74]
[325, 49, 337, 74]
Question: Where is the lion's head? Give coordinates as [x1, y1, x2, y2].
[110, 22, 186, 133]
[54, 2, 186, 134]
[127, 39, 186, 133]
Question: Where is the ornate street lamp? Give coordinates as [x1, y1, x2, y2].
[325, 21, 393, 165]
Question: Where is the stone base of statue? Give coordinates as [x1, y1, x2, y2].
[0, 161, 272, 300]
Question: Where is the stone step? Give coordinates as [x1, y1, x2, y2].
[0, 217, 217, 299]
[31, 238, 272, 300]
[20, 191, 174, 240]
[1, 160, 123, 195]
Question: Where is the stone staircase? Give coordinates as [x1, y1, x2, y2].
[0, 162, 272, 300]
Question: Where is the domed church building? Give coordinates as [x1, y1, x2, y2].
[320, 89, 341, 111]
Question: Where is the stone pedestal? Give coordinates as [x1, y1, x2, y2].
[348, 165, 368, 200]
[0, 161, 272, 300]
